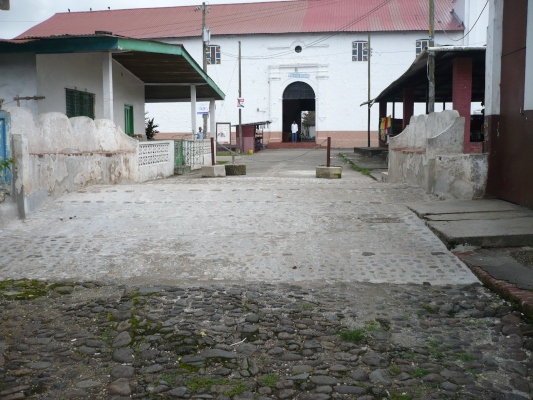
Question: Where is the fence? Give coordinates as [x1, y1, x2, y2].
[138, 140, 174, 182]
[174, 139, 211, 170]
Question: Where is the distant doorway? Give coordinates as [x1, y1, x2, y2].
[282, 82, 315, 142]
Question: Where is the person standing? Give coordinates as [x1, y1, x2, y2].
[291, 121, 298, 143]
[196, 127, 203, 139]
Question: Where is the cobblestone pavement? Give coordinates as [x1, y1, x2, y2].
[0, 280, 532, 400]
[0, 151, 531, 399]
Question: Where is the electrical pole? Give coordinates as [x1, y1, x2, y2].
[202, 2, 208, 136]
[428, 0, 435, 113]
[238, 41, 243, 153]
[367, 34, 371, 148]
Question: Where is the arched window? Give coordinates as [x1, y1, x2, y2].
[352, 41, 368, 62]
[283, 82, 315, 100]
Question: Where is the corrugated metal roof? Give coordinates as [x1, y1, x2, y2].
[16, 0, 462, 40]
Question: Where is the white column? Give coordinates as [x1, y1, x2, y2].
[485, 0, 503, 116]
[102, 53, 114, 121]
[190, 85, 197, 138]
[209, 99, 216, 138]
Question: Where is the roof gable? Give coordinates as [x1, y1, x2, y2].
[17, 0, 462, 40]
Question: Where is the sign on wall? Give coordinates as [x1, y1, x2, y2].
[237, 98, 244, 108]
[288, 73, 310, 79]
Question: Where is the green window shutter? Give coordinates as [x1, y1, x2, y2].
[66, 89, 95, 119]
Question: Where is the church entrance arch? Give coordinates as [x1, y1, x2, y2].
[282, 82, 315, 142]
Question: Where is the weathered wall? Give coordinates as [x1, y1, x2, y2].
[8, 107, 139, 218]
[388, 110, 488, 200]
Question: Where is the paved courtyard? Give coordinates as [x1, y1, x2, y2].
[0, 150, 477, 287]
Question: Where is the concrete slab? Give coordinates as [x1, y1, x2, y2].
[201, 165, 226, 177]
[425, 211, 533, 221]
[407, 199, 523, 217]
[462, 251, 533, 290]
[427, 218, 533, 249]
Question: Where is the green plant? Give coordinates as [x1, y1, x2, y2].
[217, 161, 228, 165]
[364, 320, 379, 331]
[259, 374, 279, 388]
[224, 382, 248, 396]
[458, 352, 474, 362]
[145, 116, 159, 140]
[0, 157, 14, 174]
[338, 329, 366, 342]
[410, 368, 429, 378]
[422, 304, 437, 313]
[389, 390, 413, 400]
[390, 365, 401, 374]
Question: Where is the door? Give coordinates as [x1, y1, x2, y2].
[124, 105, 134, 135]
[0, 111, 12, 190]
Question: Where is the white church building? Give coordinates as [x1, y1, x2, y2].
[13, 0, 488, 148]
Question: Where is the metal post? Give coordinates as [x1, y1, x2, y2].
[202, 2, 208, 135]
[210, 137, 215, 166]
[428, 0, 435, 113]
[238, 41, 243, 153]
[367, 33, 371, 148]
[326, 137, 331, 167]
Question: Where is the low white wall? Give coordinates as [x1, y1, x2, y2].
[388, 110, 487, 200]
[138, 141, 175, 182]
[7, 107, 174, 219]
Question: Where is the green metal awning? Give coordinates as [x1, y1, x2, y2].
[0, 35, 225, 102]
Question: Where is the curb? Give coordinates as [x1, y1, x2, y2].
[455, 251, 533, 321]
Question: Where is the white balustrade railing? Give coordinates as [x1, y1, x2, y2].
[138, 140, 174, 182]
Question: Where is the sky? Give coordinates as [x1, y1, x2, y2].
[0, 0, 291, 39]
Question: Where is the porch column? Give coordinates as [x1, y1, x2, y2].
[102, 53, 114, 121]
[378, 101, 387, 147]
[452, 58, 478, 153]
[402, 87, 414, 130]
[209, 99, 216, 139]
[190, 85, 197, 139]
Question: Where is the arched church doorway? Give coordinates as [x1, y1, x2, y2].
[282, 82, 315, 142]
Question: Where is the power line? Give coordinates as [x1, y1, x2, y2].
[438, 0, 488, 42]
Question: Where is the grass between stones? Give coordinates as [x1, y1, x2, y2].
[184, 377, 248, 396]
[258, 374, 279, 388]
[338, 153, 372, 175]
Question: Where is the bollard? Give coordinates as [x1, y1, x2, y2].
[211, 137, 215, 166]
[327, 137, 331, 167]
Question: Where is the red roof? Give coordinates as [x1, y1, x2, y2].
[17, 0, 462, 40]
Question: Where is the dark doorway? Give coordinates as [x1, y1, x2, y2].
[282, 82, 315, 142]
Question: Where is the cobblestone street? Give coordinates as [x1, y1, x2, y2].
[0, 151, 531, 399]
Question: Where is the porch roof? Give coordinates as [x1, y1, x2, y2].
[0, 35, 225, 102]
[370, 46, 485, 105]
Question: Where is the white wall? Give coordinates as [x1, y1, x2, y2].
[0, 53, 38, 115]
[112, 60, 146, 135]
[36, 53, 145, 134]
[146, 30, 465, 139]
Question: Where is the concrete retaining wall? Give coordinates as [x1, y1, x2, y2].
[5, 107, 174, 219]
[388, 110, 488, 200]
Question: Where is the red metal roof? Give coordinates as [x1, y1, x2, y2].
[16, 0, 462, 40]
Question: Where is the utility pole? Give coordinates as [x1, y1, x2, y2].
[367, 34, 371, 148]
[238, 41, 243, 153]
[201, 2, 208, 136]
[428, 0, 435, 113]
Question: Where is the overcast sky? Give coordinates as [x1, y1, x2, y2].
[0, 0, 291, 39]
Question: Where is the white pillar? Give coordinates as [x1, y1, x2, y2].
[209, 99, 216, 139]
[190, 85, 197, 138]
[485, 0, 503, 116]
[102, 53, 114, 121]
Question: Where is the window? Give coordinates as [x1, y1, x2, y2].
[124, 105, 134, 135]
[352, 41, 368, 62]
[206, 45, 221, 64]
[65, 88, 95, 119]
[416, 39, 429, 56]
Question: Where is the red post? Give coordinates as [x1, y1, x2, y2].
[327, 137, 331, 167]
[210, 137, 215, 166]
